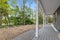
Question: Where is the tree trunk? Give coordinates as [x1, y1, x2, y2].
[23, 0, 25, 25]
[6, 15, 9, 26]
[0, 14, 2, 27]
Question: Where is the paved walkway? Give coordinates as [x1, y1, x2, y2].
[12, 30, 35, 40]
[12, 24, 59, 40]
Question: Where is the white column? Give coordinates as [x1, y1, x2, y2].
[45, 15, 46, 24]
[38, 0, 45, 28]
[43, 14, 46, 26]
[43, 13, 45, 27]
[35, 0, 39, 37]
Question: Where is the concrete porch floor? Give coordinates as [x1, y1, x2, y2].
[12, 24, 59, 40]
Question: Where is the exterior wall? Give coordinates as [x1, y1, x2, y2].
[54, 7, 60, 31]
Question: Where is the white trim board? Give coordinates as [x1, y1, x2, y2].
[51, 24, 59, 32]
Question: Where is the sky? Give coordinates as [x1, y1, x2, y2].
[8, 0, 36, 10]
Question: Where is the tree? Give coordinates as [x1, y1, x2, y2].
[24, 6, 34, 24]
[22, 0, 27, 25]
[39, 12, 43, 24]
[0, 0, 10, 26]
[0, 0, 36, 27]
[47, 16, 53, 23]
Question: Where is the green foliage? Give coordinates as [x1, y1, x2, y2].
[25, 17, 34, 25]
[0, 0, 38, 28]
[0, 0, 10, 26]
[48, 16, 53, 23]
[39, 13, 43, 24]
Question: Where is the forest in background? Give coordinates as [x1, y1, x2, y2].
[0, 0, 53, 28]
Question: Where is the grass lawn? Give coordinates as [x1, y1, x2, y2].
[0, 25, 42, 40]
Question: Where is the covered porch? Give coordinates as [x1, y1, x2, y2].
[12, 24, 59, 40]
[32, 24, 59, 40]
[12, 0, 60, 40]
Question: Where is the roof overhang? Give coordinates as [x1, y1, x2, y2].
[39, 0, 60, 15]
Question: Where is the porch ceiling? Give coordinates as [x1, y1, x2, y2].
[39, 0, 60, 15]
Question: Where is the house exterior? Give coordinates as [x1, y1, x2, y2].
[54, 7, 60, 32]
[38, 0, 60, 32]
[35, 0, 60, 37]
